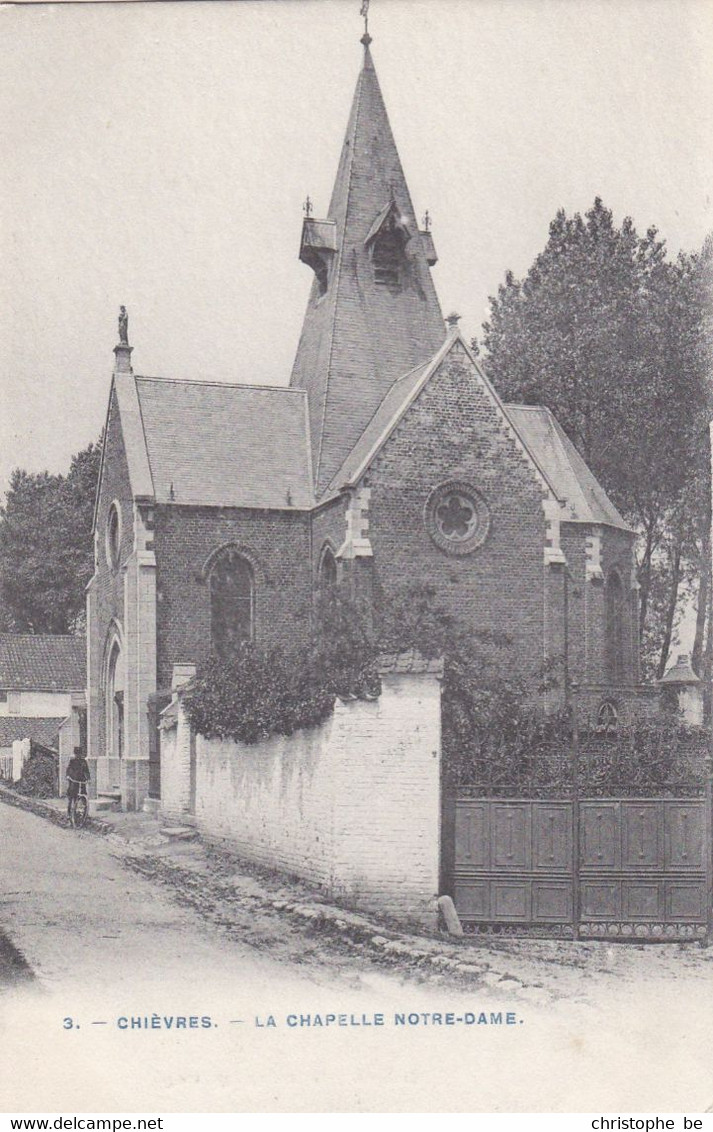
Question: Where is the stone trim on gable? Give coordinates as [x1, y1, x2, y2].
[543, 498, 567, 567]
[336, 488, 373, 561]
[585, 526, 604, 581]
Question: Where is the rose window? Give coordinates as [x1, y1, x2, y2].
[425, 482, 490, 556]
[435, 492, 478, 542]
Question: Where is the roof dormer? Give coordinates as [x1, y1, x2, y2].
[365, 199, 412, 288]
[299, 208, 337, 296]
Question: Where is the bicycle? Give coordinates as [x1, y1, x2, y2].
[67, 779, 89, 829]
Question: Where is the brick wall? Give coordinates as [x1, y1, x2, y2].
[161, 671, 442, 927]
[576, 683, 660, 729]
[363, 342, 547, 684]
[599, 526, 638, 685]
[152, 505, 313, 688]
[561, 524, 588, 687]
[562, 524, 637, 687]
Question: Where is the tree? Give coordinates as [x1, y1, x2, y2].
[478, 199, 710, 679]
[0, 439, 102, 634]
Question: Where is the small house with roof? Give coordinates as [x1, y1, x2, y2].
[0, 634, 86, 785]
[659, 653, 703, 725]
[87, 31, 641, 810]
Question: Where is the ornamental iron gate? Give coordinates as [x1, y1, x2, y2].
[453, 795, 710, 939]
[447, 717, 712, 941]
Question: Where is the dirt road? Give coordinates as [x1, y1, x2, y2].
[2, 802, 713, 1113]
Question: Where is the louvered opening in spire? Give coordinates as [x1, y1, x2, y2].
[290, 38, 445, 497]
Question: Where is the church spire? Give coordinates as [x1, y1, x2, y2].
[290, 31, 445, 497]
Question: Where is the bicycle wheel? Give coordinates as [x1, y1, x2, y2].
[72, 796, 88, 829]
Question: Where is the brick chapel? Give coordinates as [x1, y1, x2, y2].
[87, 31, 640, 809]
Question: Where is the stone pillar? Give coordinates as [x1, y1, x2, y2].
[543, 561, 567, 712]
[120, 504, 157, 810]
[584, 526, 605, 683]
[159, 664, 197, 821]
[85, 574, 99, 762]
[12, 738, 30, 782]
[541, 500, 567, 711]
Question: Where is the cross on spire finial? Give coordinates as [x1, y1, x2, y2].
[303, 195, 313, 218]
[360, 0, 372, 46]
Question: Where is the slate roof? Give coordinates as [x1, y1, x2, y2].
[289, 42, 445, 496]
[506, 406, 631, 531]
[0, 635, 86, 691]
[0, 717, 64, 749]
[132, 378, 314, 509]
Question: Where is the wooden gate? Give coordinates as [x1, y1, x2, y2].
[453, 795, 711, 940]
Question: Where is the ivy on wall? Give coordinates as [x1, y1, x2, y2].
[184, 584, 710, 797]
[185, 583, 526, 750]
[185, 589, 380, 745]
[13, 745, 58, 798]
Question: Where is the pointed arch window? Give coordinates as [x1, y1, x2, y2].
[605, 569, 626, 684]
[209, 551, 254, 659]
[106, 637, 124, 760]
[319, 546, 338, 590]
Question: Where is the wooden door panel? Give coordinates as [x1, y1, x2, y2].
[581, 803, 620, 869]
[533, 803, 572, 871]
[492, 804, 530, 871]
[455, 803, 489, 868]
[666, 882, 705, 922]
[492, 881, 529, 921]
[622, 882, 662, 920]
[532, 882, 572, 921]
[622, 802, 661, 870]
[453, 880, 489, 919]
[581, 881, 621, 919]
[665, 803, 704, 870]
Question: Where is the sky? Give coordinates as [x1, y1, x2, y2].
[1, 0, 712, 497]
